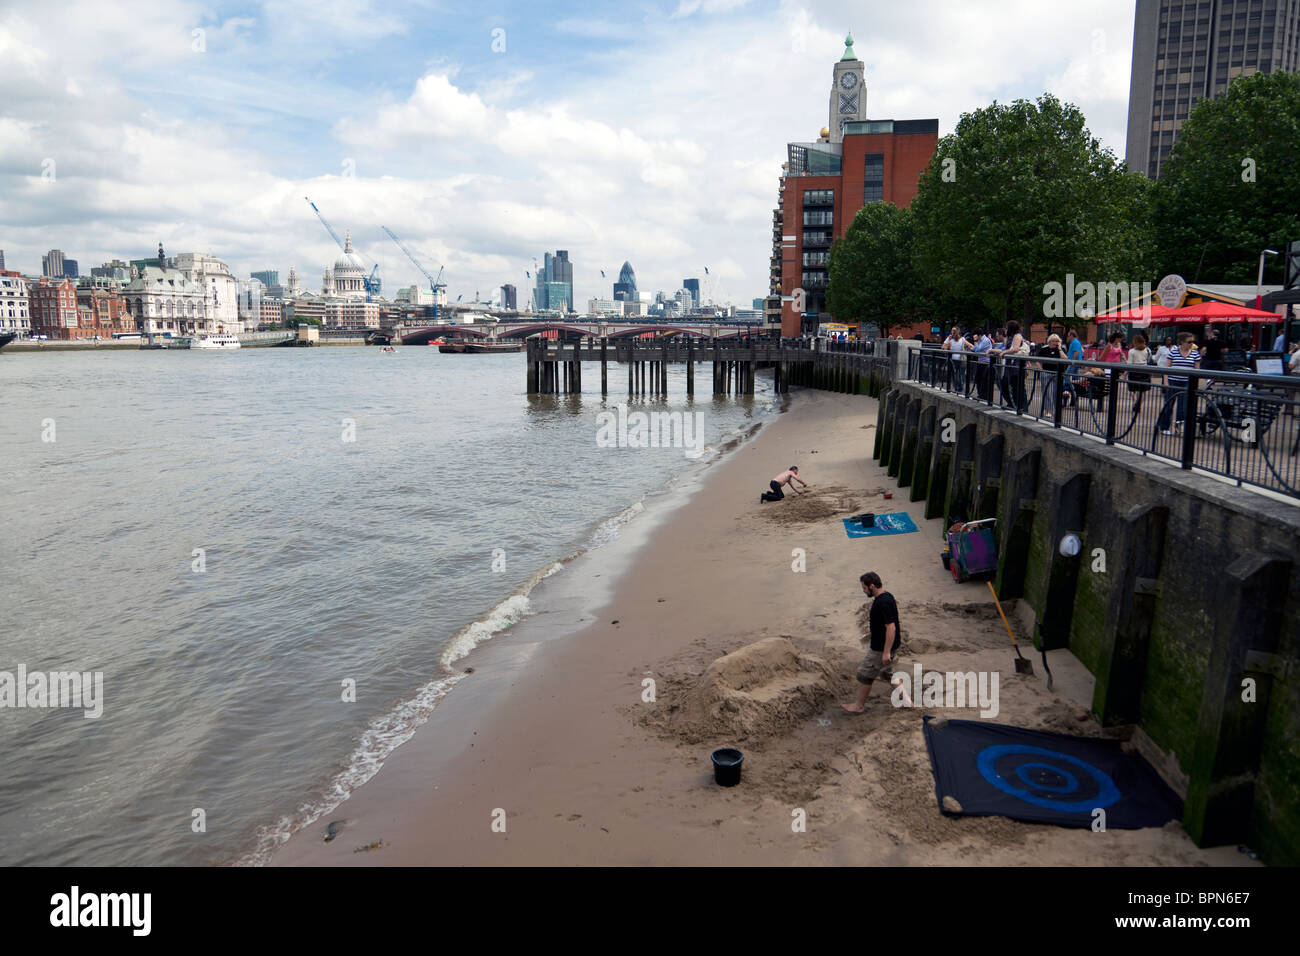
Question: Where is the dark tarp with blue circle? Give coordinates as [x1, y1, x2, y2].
[922, 715, 1183, 829]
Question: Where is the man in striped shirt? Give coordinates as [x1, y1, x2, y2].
[1156, 332, 1202, 435]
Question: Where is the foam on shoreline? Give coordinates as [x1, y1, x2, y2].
[248, 393, 780, 866]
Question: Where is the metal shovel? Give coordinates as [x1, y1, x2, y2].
[988, 581, 1034, 677]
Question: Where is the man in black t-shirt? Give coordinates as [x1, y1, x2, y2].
[843, 571, 901, 713]
[1202, 328, 1224, 371]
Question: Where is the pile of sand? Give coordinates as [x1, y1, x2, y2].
[648, 637, 838, 743]
[760, 485, 859, 525]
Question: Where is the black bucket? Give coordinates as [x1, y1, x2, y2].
[710, 748, 744, 787]
[859, 513, 875, 528]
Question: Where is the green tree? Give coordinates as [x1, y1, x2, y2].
[909, 94, 1155, 331]
[1152, 70, 1300, 285]
[827, 203, 933, 336]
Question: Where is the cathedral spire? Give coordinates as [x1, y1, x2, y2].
[343, 230, 353, 254]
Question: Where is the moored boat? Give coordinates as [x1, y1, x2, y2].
[191, 332, 241, 350]
[441, 341, 523, 354]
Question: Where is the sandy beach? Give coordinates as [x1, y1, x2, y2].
[272, 387, 1252, 867]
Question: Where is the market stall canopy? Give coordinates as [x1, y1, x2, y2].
[1150, 301, 1283, 324]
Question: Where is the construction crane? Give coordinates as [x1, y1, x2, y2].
[381, 226, 446, 316]
[379, 223, 447, 317]
[304, 196, 380, 301]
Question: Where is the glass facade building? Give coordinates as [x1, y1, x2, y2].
[535, 250, 574, 312]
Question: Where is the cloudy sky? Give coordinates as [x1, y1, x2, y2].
[0, 0, 1137, 306]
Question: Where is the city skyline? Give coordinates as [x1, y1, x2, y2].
[2, 1, 1141, 305]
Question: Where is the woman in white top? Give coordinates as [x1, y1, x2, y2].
[943, 326, 969, 391]
[1153, 335, 1174, 368]
[1126, 331, 1153, 413]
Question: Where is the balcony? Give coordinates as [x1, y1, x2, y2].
[803, 212, 833, 227]
[802, 235, 831, 249]
[801, 273, 829, 290]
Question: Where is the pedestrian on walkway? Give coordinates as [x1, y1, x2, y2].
[1157, 332, 1202, 435]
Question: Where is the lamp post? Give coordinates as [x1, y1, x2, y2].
[1255, 248, 1279, 307]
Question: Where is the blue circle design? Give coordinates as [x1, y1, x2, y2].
[976, 745, 1121, 813]
[1015, 762, 1077, 793]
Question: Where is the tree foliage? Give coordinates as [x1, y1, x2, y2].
[1152, 70, 1300, 284]
[826, 203, 928, 335]
[908, 94, 1155, 328]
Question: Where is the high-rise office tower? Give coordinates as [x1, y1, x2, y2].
[614, 262, 637, 301]
[501, 284, 517, 310]
[251, 270, 279, 289]
[535, 250, 574, 311]
[1126, 0, 1300, 179]
[683, 278, 700, 309]
[42, 249, 66, 278]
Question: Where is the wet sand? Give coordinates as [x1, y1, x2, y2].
[272, 388, 1252, 866]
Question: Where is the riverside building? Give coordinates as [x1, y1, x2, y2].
[775, 33, 938, 337]
[122, 246, 226, 336]
[74, 278, 133, 338]
[29, 278, 79, 338]
[0, 272, 31, 338]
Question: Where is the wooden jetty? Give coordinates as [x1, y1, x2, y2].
[524, 339, 891, 397]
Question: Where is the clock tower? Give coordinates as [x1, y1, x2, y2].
[829, 33, 867, 145]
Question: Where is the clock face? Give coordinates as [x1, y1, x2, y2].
[840, 71, 857, 90]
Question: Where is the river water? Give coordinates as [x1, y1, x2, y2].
[0, 346, 773, 865]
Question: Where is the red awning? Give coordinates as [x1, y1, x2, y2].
[1096, 304, 1178, 321]
[1149, 301, 1283, 324]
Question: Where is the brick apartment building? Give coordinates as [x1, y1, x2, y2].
[775, 34, 939, 337]
[29, 278, 80, 339]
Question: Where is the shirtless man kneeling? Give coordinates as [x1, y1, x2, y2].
[760, 465, 808, 503]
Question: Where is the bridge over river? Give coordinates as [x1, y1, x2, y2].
[391, 319, 763, 346]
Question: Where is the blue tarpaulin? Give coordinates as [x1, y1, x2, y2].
[841, 513, 919, 538]
[923, 716, 1182, 829]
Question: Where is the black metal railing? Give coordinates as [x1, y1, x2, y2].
[908, 347, 1300, 500]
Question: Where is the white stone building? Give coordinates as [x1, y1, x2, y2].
[122, 265, 218, 335]
[0, 273, 31, 338]
[170, 253, 241, 331]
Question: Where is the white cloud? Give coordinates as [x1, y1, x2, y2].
[0, 0, 1141, 306]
